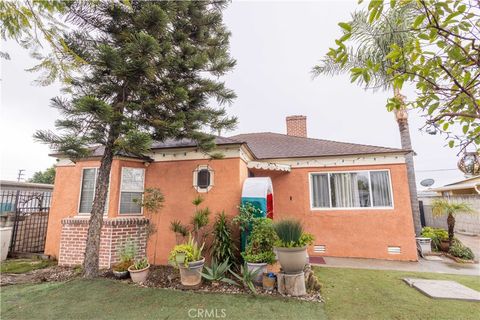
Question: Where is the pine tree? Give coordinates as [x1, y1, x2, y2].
[35, 1, 236, 278]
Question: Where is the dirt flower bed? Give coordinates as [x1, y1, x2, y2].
[0, 265, 81, 286]
[2, 263, 322, 302]
[103, 265, 323, 303]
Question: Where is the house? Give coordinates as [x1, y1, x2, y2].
[44, 115, 418, 267]
[419, 175, 480, 235]
[430, 175, 480, 196]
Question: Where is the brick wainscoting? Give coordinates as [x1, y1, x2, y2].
[59, 217, 149, 268]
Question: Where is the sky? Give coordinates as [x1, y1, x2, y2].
[0, 1, 465, 188]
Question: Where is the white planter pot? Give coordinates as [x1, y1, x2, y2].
[178, 258, 205, 287]
[274, 246, 308, 274]
[0, 227, 13, 261]
[246, 262, 267, 284]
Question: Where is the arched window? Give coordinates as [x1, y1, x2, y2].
[193, 165, 214, 192]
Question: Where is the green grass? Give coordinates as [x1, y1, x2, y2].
[0, 278, 326, 320]
[0, 259, 56, 273]
[314, 267, 480, 320]
[2, 267, 479, 320]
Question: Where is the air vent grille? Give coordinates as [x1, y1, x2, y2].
[388, 246, 401, 254]
[314, 245, 326, 253]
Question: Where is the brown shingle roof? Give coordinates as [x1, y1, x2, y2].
[229, 132, 407, 159]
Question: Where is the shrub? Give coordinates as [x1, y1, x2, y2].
[449, 241, 474, 260]
[274, 219, 314, 248]
[420, 227, 448, 251]
[233, 202, 262, 232]
[211, 211, 237, 264]
[242, 218, 277, 264]
[118, 239, 137, 263]
[112, 260, 132, 272]
[130, 258, 149, 270]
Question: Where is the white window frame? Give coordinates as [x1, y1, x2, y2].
[77, 167, 111, 216]
[309, 169, 394, 211]
[193, 165, 214, 193]
[118, 167, 146, 215]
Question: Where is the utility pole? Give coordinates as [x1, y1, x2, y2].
[17, 169, 25, 182]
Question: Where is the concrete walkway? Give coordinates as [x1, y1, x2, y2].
[314, 256, 479, 276]
[313, 234, 480, 276]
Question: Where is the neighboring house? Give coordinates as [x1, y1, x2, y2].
[430, 175, 480, 196]
[44, 115, 417, 267]
[419, 176, 480, 235]
[0, 180, 53, 213]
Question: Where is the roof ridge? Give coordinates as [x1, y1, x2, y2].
[230, 132, 404, 151]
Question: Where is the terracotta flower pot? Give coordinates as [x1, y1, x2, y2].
[178, 258, 205, 287]
[246, 262, 267, 284]
[128, 264, 150, 283]
[275, 246, 308, 274]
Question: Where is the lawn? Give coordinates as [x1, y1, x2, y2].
[1, 267, 479, 320]
[0, 258, 56, 274]
[314, 267, 480, 320]
[0, 278, 326, 320]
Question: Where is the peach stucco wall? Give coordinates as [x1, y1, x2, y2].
[45, 157, 417, 264]
[44, 157, 245, 264]
[252, 163, 417, 261]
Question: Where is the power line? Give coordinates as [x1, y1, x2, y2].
[416, 168, 458, 172]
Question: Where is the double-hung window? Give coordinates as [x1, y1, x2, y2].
[310, 170, 393, 209]
[78, 168, 111, 215]
[79, 168, 98, 214]
[119, 167, 145, 214]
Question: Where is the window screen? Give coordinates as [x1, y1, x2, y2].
[119, 168, 144, 214]
[197, 169, 211, 189]
[311, 170, 392, 209]
[79, 168, 97, 213]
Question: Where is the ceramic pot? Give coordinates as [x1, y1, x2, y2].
[178, 258, 205, 287]
[275, 246, 308, 274]
[439, 240, 450, 252]
[246, 262, 267, 284]
[128, 264, 150, 283]
[112, 270, 129, 279]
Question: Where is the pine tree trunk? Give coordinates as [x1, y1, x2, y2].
[447, 213, 455, 244]
[394, 89, 422, 236]
[83, 147, 114, 278]
[83, 132, 117, 278]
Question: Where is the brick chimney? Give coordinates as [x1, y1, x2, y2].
[286, 115, 307, 138]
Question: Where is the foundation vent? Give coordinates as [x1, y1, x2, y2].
[314, 245, 326, 253]
[388, 246, 401, 254]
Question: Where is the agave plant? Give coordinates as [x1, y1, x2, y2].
[201, 258, 237, 286]
[230, 263, 262, 294]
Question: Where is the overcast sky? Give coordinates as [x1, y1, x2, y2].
[0, 1, 464, 187]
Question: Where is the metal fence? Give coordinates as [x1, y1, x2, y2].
[0, 190, 52, 254]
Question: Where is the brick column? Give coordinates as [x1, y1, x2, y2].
[59, 217, 149, 268]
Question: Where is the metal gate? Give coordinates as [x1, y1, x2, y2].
[0, 190, 52, 254]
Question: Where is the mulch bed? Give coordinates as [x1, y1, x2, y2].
[100, 265, 322, 302]
[2, 264, 322, 302]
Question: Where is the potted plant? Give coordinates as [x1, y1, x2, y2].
[273, 219, 314, 274]
[128, 258, 150, 283]
[420, 227, 449, 252]
[169, 234, 205, 287]
[242, 218, 277, 283]
[112, 239, 137, 279]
